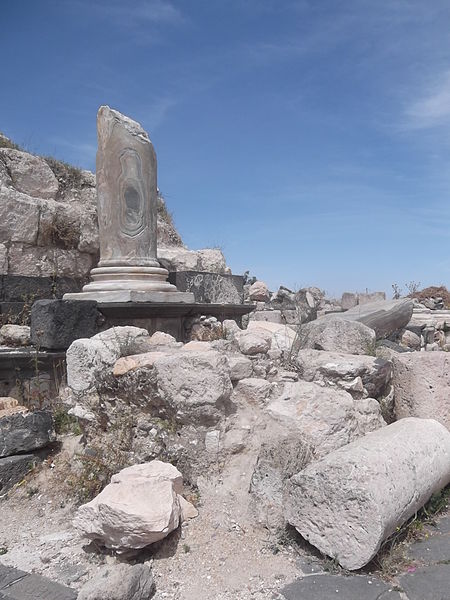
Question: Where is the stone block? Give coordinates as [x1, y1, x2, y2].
[30, 299, 102, 350]
[251, 310, 283, 324]
[358, 291, 386, 305]
[341, 292, 358, 310]
[0, 149, 59, 199]
[0, 454, 36, 492]
[0, 410, 55, 457]
[392, 352, 450, 429]
[168, 270, 244, 304]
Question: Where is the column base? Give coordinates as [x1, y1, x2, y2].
[63, 265, 195, 303]
[63, 290, 195, 303]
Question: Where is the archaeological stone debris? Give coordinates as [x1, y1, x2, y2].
[0, 113, 449, 600]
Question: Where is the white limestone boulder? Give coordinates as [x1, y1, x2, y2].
[0, 149, 59, 199]
[232, 377, 274, 407]
[227, 354, 253, 382]
[248, 280, 270, 302]
[298, 317, 376, 355]
[296, 349, 392, 399]
[73, 461, 195, 551]
[266, 380, 385, 458]
[0, 186, 40, 245]
[149, 350, 233, 425]
[392, 352, 450, 430]
[66, 326, 150, 392]
[400, 329, 421, 350]
[284, 418, 450, 570]
[247, 321, 297, 354]
[237, 329, 271, 355]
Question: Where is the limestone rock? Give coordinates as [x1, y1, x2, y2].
[237, 330, 271, 355]
[400, 329, 421, 350]
[284, 418, 450, 570]
[149, 350, 233, 425]
[73, 461, 192, 551]
[66, 326, 150, 392]
[248, 280, 270, 302]
[222, 319, 242, 340]
[227, 355, 253, 382]
[113, 351, 168, 376]
[0, 186, 40, 244]
[392, 352, 450, 429]
[247, 321, 297, 354]
[158, 246, 227, 273]
[77, 563, 155, 600]
[296, 349, 392, 399]
[232, 378, 274, 406]
[0, 324, 30, 346]
[266, 381, 385, 458]
[0, 149, 59, 199]
[331, 298, 414, 340]
[298, 317, 376, 355]
[8, 243, 94, 278]
[0, 410, 55, 458]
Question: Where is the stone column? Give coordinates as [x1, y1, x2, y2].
[65, 106, 193, 303]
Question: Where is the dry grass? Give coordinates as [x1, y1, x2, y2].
[409, 285, 450, 308]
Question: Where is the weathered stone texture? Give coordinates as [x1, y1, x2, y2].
[298, 317, 376, 355]
[267, 380, 385, 458]
[284, 418, 450, 570]
[73, 461, 194, 552]
[0, 149, 59, 199]
[0, 410, 55, 457]
[30, 299, 101, 350]
[77, 563, 155, 600]
[392, 352, 450, 430]
[296, 349, 392, 399]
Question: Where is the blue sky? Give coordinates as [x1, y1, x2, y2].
[2, 1, 450, 297]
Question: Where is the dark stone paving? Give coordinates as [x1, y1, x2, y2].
[399, 564, 450, 600]
[282, 510, 450, 600]
[0, 563, 76, 600]
[282, 573, 402, 600]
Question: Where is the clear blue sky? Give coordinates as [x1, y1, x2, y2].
[2, 1, 450, 297]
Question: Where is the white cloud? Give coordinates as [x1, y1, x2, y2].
[405, 70, 450, 129]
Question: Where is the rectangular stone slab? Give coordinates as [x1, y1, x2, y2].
[63, 290, 195, 303]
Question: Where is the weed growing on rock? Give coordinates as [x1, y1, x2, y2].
[44, 156, 84, 198]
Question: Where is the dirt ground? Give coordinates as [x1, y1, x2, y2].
[0, 433, 304, 600]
